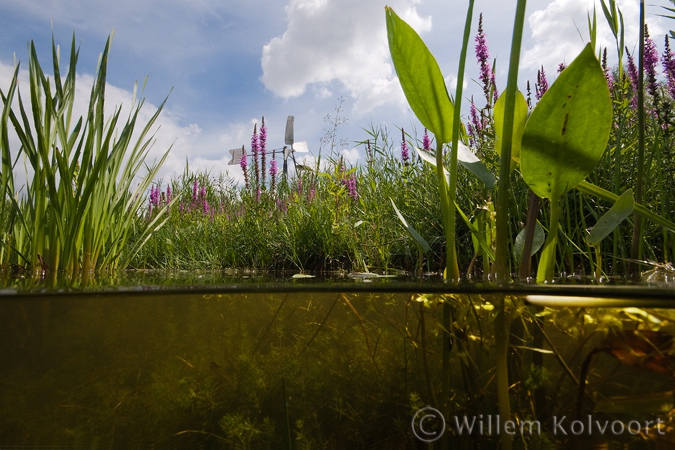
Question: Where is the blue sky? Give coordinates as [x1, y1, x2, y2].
[0, 0, 673, 185]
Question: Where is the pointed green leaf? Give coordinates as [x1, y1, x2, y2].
[521, 43, 612, 201]
[385, 7, 454, 143]
[456, 141, 496, 188]
[513, 222, 545, 262]
[586, 188, 634, 246]
[413, 143, 494, 188]
[494, 89, 528, 168]
[391, 198, 430, 253]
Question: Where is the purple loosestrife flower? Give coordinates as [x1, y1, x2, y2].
[166, 185, 172, 203]
[468, 98, 482, 148]
[149, 186, 155, 208]
[401, 128, 410, 163]
[557, 63, 567, 74]
[475, 14, 497, 104]
[251, 124, 260, 196]
[239, 145, 249, 190]
[423, 128, 431, 151]
[644, 25, 659, 101]
[192, 180, 198, 203]
[602, 48, 613, 93]
[627, 48, 639, 100]
[535, 66, 548, 100]
[270, 152, 278, 194]
[663, 36, 675, 99]
[260, 117, 267, 189]
[200, 185, 206, 201]
[347, 177, 357, 201]
[203, 198, 210, 215]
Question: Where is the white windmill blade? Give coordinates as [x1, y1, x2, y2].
[228, 146, 245, 165]
[292, 141, 309, 153]
[285, 115, 294, 145]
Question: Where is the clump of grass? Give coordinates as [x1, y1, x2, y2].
[0, 33, 172, 276]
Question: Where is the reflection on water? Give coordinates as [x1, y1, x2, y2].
[2, 288, 675, 448]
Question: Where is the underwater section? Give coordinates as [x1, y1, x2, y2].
[2, 285, 675, 448]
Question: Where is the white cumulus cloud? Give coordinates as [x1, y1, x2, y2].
[523, 0, 667, 73]
[260, 0, 432, 116]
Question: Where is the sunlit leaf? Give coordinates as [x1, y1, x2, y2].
[390, 198, 430, 253]
[456, 141, 496, 188]
[521, 43, 612, 201]
[586, 188, 634, 246]
[494, 89, 528, 169]
[385, 7, 454, 143]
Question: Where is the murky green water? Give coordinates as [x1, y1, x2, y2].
[2, 274, 675, 448]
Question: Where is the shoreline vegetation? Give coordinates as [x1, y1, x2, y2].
[0, 4, 674, 281]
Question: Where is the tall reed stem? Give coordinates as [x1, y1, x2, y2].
[630, 0, 646, 276]
[496, 0, 528, 281]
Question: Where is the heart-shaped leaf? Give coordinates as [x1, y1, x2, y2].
[521, 43, 612, 201]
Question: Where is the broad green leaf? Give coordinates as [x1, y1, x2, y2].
[494, 89, 528, 169]
[513, 222, 545, 262]
[413, 143, 495, 188]
[586, 188, 634, 246]
[521, 43, 612, 201]
[456, 141, 496, 188]
[385, 7, 454, 143]
[390, 198, 430, 253]
[576, 180, 675, 233]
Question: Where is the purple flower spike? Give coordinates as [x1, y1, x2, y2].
[401, 128, 410, 163]
[251, 123, 260, 194]
[663, 36, 675, 99]
[535, 66, 548, 100]
[270, 153, 278, 193]
[347, 177, 357, 201]
[423, 129, 431, 152]
[626, 48, 639, 108]
[192, 180, 198, 203]
[601, 48, 613, 93]
[239, 145, 249, 190]
[475, 13, 496, 105]
[260, 117, 267, 189]
[644, 25, 659, 100]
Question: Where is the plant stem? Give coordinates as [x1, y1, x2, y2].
[518, 190, 540, 279]
[630, 0, 646, 276]
[446, 0, 475, 281]
[537, 197, 562, 282]
[495, 296, 512, 450]
[496, 0, 528, 281]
